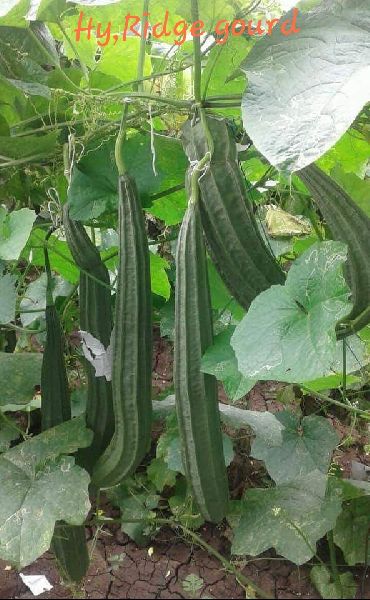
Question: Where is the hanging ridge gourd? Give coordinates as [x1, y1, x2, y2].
[175, 171, 229, 523]
[182, 115, 285, 310]
[63, 205, 114, 465]
[41, 246, 89, 583]
[41, 247, 71, 431]
[298, 164, 370, 335]
[92, 172, 153, 489]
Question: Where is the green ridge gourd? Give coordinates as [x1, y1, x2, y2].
[298, 164, 370, 334]
[92, 173, 152, 489]
[175, 182, 229, 523]
[41, 247, 89, 583]
[182, 115, 285, 309]
[63, 205, 114, 463]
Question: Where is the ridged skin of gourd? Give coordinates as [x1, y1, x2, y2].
[182, 116, 285, 309]
[174, 197, 229, 523]
[298, 164, 370, 332]
[92, 174, 152, 489]
[41, 252, 89, 584]
[41, 303, 71, 431]
[63, 205, 114, 464]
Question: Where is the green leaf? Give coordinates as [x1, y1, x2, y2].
[207, 259, 244, 320]
[150, 253, 170, 300]
[232, 241, 354, 383]
[0, 416, 92, 568]
[333, 497, 370, 565]
[202, 36, 250, 106]
[0, 1, 29, 25]
[318, 131, 370, 178]
[304, 373, 360, 393]
[310, 566, 357, 599]
[0, 273, 16, 324]
[96, 38, 151, 83]
[148, 189, 187, 226]
[0, 131, 58, 160]
[251, 412, 339, 485]
[20, 273, 73, 327]
[0, 207, 36, 261]
[147, 457, 177, 492]
[0, 352, 42, 406]
[28, 229, 80, 284]
[230, 471, 342, 565]
[182, 573, 204, 596]
[176, 0, 233, 28]
[0, 415, 19, 453]
[168, 478, 205, 530]
[240, 3, 370, 172]
[6, 78, 51, 99]
[165, 434, 234, 476]
[201, 327, 256, 402]
[329, 167, 370, 217]
[108, 478, 159, 545]
[68, 134, 188, 221]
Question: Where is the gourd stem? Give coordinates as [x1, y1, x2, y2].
[327, 531, 342, 596]
[301, 386, 370, 420]
[115, 104, 129, 176]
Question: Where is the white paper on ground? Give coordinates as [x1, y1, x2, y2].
[19, 573, 53, 596]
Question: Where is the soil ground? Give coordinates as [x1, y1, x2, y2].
[2, 335, 369, 599]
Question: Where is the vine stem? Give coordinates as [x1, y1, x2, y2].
[327, 531, 342, 596]
[191, 0, 202, 103]
[94, 516, 274, 599]
[134, 0, 150, 93]
[301, 386, 370, 420]
[106, 91, 192, 108]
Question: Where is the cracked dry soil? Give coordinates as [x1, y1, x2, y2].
[2, 524, 370, 599]
[0, 525, 322, 599]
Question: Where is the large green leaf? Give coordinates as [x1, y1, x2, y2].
[0, 207, 36, 261]
[317, 130, 370, 178]
[231, 242, 355, 383]
[230, 471, 342, 565]
[201, 326, 256, 402]
[240, 1, 370, 172]
[68, 134, 188, 221]
[0, 273, 17, 324]
[333, 497, 370, 565]
[0, 132, 58, 160]
[0, 352, 42, 406]
[251, 412, 339, 485]
[0, 416, 92, 567]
